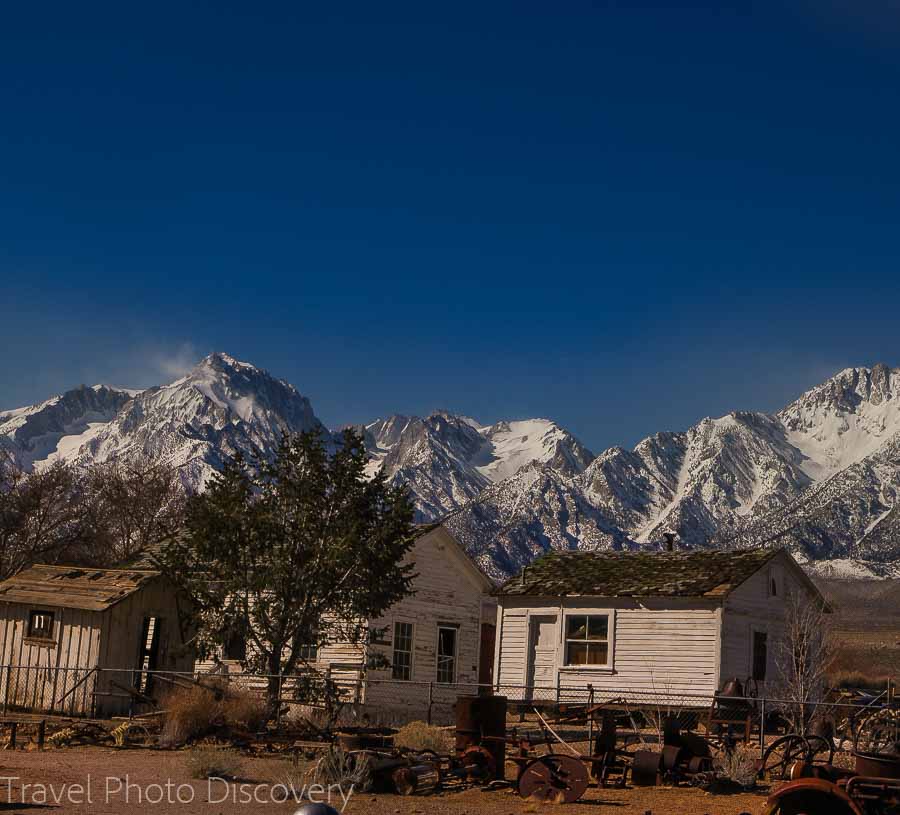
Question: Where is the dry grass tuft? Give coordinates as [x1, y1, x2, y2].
[713, 744, 759, 790]
[305, 746, 374, 793]
[393, 721, 453, 754]
[186, 746, 243, 780]
[159, 683, 269, 747]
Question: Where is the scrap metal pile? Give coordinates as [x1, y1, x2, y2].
[763, 708, 900, 815]
[323, 694, 727, 803]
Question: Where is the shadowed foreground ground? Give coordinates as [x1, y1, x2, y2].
[0, 747, 768, 814]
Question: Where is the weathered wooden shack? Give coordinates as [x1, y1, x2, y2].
[493, 547, 827, 700]
[0, 565, 192, 717]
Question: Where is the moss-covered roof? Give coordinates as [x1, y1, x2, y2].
[497, 548, 781, 598]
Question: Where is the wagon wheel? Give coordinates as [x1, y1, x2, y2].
[805, 734, 835, 766]
[761, 735, 811, 780]
[517, 755, 589, 803]
[853, 707, 900, 755]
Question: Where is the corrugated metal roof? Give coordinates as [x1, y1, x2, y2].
[497, 548, 780, 598]
[0, 565, 160, 612]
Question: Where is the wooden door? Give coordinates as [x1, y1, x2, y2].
[526, 615, 558, 696]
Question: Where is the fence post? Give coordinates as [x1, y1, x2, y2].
[275, 672, 283, 729]
[587, 684, 595, 749]
[759, 697, 766, 761]
[427, 682, 433, 726]
[2, 665, 10, 714]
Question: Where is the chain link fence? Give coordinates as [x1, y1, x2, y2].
[0, 663, 895, 759]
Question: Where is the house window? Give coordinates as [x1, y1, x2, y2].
[752, 630, 768, 681]
[564, 614, 610, 666]
[27, 610, 54, 640]
[767, 567, 780, 598]
[298, 643, 318, 662]
[392, 622, 413, 681]
[223, 627, 247, 662]
[437, 625, 458, 684]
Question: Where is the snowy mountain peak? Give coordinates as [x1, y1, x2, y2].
[362, 411, 594, 521]
[2, 354, 324, 489]
[779, 363, 900, 480]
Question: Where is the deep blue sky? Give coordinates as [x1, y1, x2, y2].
[3, 1, 900, 451]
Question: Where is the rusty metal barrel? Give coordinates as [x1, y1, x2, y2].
[455, 695, 507, 780]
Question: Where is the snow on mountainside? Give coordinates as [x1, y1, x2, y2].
[360, 412, 595, 521]
[448, 364, 900, 580]
[4, 356, 900, 580]
[1, 353, 325, 489]
[0, 386, 135, 470]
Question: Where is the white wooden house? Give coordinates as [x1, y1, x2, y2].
[0, 565, 193, 717]
[203, 524, 496, 720]
[492, 547, 827, 701]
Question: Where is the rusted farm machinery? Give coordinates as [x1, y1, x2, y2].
[500, 698, 719, 802]
[764, 749, 900, 814]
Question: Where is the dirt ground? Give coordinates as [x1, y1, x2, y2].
[0, 746, 770, 814]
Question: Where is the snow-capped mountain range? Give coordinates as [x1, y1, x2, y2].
[2, 353, 900, 581]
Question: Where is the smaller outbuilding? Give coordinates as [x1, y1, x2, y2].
[0, 565, 192, 717]
[492, 547, 828, 700]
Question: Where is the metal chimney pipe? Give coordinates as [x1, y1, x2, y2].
[663, 532, 675, 552]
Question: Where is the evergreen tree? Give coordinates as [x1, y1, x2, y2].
[157, 429, 416, 710]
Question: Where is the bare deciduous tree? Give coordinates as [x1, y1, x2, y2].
[85, 459, 187, 564]
[772, 592, 831, 735]
[0, 452, 93, 578]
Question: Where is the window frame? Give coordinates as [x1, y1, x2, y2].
[27, 609, 55, 642]
[391, 620, 414, 681]
[561, 612, 613, 670]
[436, 623, 459, 685]
[750, 626, 768, 682]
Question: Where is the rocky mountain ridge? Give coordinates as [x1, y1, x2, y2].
[4, 356, 900, 581]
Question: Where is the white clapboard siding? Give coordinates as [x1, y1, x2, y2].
[719, 549, 817, 689]
[358, 526, 492, 713]
[495, 597, 722, 697]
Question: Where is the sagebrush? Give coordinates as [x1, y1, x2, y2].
[160, 683, 268, 746]
[393, 721, 452, 753]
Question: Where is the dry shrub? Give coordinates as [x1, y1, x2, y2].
[186, 746, 243, 780]
[713, 743, 759, 790]
[393, 721, 452, 754]
[160, 683, 269, 747]
[221, 689, 268, 732]
[161, 686, 222, 747]
[305, 746, 374, 793]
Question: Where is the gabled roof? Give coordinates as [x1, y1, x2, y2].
[0, 565, 161, 612]
[497, 547, 782, 598]
[416, 524, 494, 594]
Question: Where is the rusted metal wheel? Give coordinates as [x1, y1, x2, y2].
[804, 734, 834, 766]
[517, 755, 589, 803]
[853, 707, 900, 755]
[761, 735, 811, 781]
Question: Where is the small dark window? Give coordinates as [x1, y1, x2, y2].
[28, 610, 54, 640]
[771, 578, 778, 597]
[752, 630, 768, 682]
[223, 627, 247, 662]
[437, 625, 458, 684]
[392, 622, 413, 681]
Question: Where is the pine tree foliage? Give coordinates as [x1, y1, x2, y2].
[156, 429, 416, 704]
